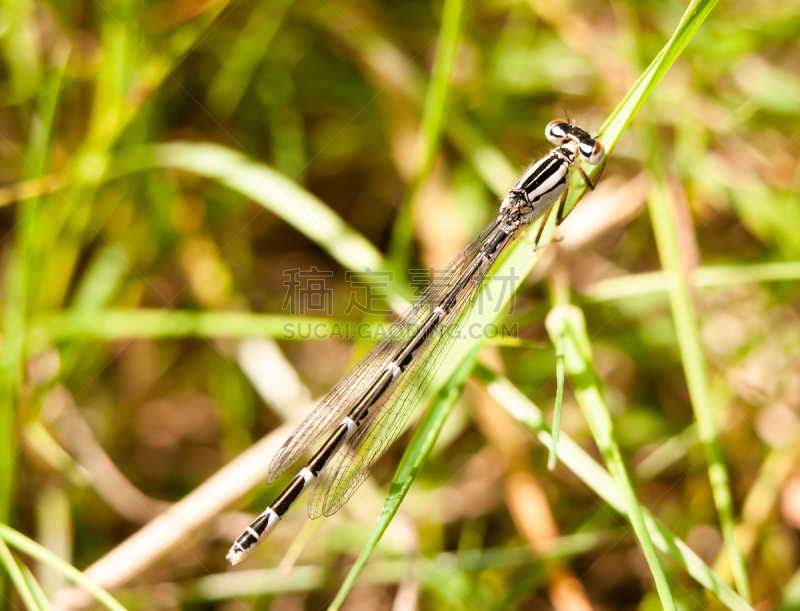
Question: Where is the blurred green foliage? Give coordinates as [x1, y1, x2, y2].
[0, 0, 799, 608]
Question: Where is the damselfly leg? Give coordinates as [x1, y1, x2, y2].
[533, 185, 568, 252]
[576, 155, 607, 191]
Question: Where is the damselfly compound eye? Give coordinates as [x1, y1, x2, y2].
[546, 119, 570, 145]
[579, 139, 605, 165]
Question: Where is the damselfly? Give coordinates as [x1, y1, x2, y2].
[227, 119, 606, 565]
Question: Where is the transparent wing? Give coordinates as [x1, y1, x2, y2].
[267, 219, 500, 483]
[307, 253, 494, 518]
[267, 316, 409, 483]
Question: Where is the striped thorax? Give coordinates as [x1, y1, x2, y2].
[500, 120, 605, 230]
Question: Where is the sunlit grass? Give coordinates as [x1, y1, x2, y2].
[0, 0, 797, 608]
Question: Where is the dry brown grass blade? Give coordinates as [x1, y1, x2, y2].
[45, 386, 170, 523]
[51, 423, 293, 610]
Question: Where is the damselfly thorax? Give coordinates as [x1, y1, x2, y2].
[500, 119, 605, 242]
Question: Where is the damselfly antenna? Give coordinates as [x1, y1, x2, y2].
[561, 104, 571, 125]
[227, 118, 608, 565]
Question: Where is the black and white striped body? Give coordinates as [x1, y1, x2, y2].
[227, 221, 516, 564]
[227, 119, 606, 565]
[500, 146, 576, 221]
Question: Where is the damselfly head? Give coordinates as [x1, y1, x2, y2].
[545, 119, 571, 146]
[578, 139, 605, 165]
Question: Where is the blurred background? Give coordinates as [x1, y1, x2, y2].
[1, 0, 800, 609]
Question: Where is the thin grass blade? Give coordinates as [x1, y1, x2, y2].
[581, 261, 800, 302]
[546, 304, 676, 610]
[472, 364, 754, 611]
[388, 0, 467, 271]
[0, 525, 126, 611]
[20, 562, 51, 611]
[548, 328, 565, 471]
[646, 129, 750, 599]
[562, 0, 719, 218]
[0, 539, 43, 611]
[30, 310, 341, 347]
[328, 347, 480, 610]
[152, 143, 387, 276]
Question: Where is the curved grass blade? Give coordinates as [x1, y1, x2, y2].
[152, 143, 387, 276]
[546, 305, 676, 610]
[560, 0, 719, 219]
[547, 327, 565, 471]
[472, 364, 754, 611]
[0, 539, 42, 611]
[0, 525, 126, 611]
[646, 128, 750, 599]
[327, 347, 480, 611]
[20, 563, 50, 611]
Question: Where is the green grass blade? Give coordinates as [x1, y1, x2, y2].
[69, 245, 129, 312]
[388, 0, 467, 270]
[0, 525, 126, 611]
[580, 261, 800, 302]
[56, 244, 131, 378]
[0, 45, 69, 601]
[186, 566, 327, 601]
[328, 347, 480, 611]
[546, 305, 676, 611]
[0, 539, 42, 611]
[31, 310, 348, 347]
[547, 326, 565, 471]
[561, 0, 718, 220]
[414, 0, 466, 184]
[31, 309, 528, 349]
[600, 0, 718, 148]
[439, 0, 720, 310]
[151, 142, 386, 274]
[0, 0, 40, 103]
[472, 364, 754, 611]
[205, 0, 294, 118]
[646, 132, 750, 599]
[19, 563, 50, 611]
